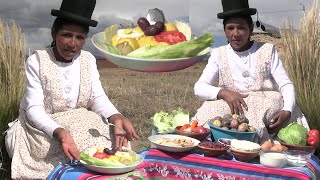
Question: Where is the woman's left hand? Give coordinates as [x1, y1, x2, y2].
[108, 114, 140, 148]
[268, 111, 291, 133]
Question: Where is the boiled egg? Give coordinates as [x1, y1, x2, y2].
[117, 28, 143, 39]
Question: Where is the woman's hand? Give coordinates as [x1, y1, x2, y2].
[108, 114, 140, 148]
[268, 111, 291, 133]
[53, 128, 80, 161]
[217, 89, 249, 115]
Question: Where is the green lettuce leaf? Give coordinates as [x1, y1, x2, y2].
[277, 122, 308, 146]
[127, 33, 213, 59]
[153, 108, 189, 134]
[80, 152, 125, 167]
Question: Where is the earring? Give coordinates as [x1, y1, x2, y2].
[50, 40, 56, 47]
[256, 11, 266, 32]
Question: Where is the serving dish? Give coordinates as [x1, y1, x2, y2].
[278, 140, 317, 154]
[92, 32, 210, 72]
[230, 148, 259, 162]
[148, 134, 200, 152]
[80, 154, 144, 174]
[286, 150, 312, 167]
[208, 121, 257, 142]
[197, 141, 229, 157]
[259, 150, 287, 168]
[175, 126, 210, 141]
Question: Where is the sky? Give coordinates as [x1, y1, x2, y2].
[0, 0, 314, 57]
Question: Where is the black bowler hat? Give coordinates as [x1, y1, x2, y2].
[217, 0, 256, 19]
[51, 0, 98, 27]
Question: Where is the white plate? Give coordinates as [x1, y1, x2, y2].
[148, 134, 200, 152]
[80, 154, 144, 174]
[91, 32, 210, 72]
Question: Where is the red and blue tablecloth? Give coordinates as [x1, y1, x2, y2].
[47, 149, 320, 180]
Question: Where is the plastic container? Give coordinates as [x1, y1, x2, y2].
[286, 150, 311, 167]
[260, 150, 287, 168]
[208, 121, 257, 142]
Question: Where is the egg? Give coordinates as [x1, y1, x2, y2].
[117, 28, 143, 39]
[261, 141, 273, 150]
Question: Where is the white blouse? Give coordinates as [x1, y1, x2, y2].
[194, 42, 295, 112]
[20, 51, 119, 137]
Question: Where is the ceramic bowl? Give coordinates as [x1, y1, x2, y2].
[278, 140, 317, 154]
[197, 141, 229, 157]
[230, 148, 259, 162]
[175, 126, 210, 141]
[259, 150, 287, 168]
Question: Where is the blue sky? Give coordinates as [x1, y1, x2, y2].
[0, 0, 314, 57]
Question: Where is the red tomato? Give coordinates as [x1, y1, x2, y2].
[309, 129, 320, 137]
[307, 135, 319, 147]
[93, 152, 109, 159]
[155, 31, 186, 45]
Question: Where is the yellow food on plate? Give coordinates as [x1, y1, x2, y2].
[117, 28, 143, 39]
[164, 23, 178, 31]
[137, 36, 169, 47]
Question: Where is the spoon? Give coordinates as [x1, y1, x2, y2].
[100, 115, 127, 134]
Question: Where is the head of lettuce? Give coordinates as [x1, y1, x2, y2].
[277, 122, 308, 146]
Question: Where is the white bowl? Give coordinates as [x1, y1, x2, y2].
[91, 32, 210, 72]
[260, 150, 287, 168]
[148, 134, 200, 152]
[80, 154, 144, 174]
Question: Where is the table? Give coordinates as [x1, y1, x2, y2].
[47, 148, 320, 180]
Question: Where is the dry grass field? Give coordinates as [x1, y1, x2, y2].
[96, 34, 285, 153]
[98, 60, 207, 152]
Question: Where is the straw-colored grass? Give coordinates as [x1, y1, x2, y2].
[280, 0, 320, 131]
[0, 18, 27, 178]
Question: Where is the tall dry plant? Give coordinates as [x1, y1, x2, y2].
[0, 18, 27, 177]
[280, 0, 320, 131]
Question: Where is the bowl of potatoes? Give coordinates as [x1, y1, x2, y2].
[208, 114, 258, 142]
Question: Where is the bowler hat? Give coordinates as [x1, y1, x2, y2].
[217, 0, 256, 19]
[51, 0, 98, 27]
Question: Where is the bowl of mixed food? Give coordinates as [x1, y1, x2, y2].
[208, 114, 258, 142]
[79, 147, 144, 174]
[91, 12, 213, 72]
[197, 141, 229, 157]
[175, 120, 210, 141]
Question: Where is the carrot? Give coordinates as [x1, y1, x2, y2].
[180, 124, 190, 131]
[190, 120, 198, 129]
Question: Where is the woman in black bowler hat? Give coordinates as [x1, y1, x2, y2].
[5, 0, 139, 178]
[194, 0, 309, 143]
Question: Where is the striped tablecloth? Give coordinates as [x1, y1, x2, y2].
[47, 149, 320, 180]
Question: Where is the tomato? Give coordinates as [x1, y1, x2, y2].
[155, 31, 186, 45]
[307, 135, 319, 147]
[309, 129, 320, 137]
[93, 152, 109, 159]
